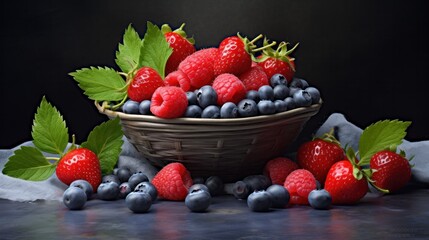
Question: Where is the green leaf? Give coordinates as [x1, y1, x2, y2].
[69, 66, 127, 102]
[81, 117, 123, 175]
[2, 146, 56, 181]
[32, 96, 68, 155]
[139, 21, 173, 78]
[358, 120, 411, 165]
[115, 24, 143, 73]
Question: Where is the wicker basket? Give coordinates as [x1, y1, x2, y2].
[96, 101, 322, 182]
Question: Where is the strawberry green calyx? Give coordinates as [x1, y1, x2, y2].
[254, 38, 299, 71]
[161, 23, 195, 45]
[315, 128, 342, 147]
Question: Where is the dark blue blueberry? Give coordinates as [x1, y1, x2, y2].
[289, 87, 301, 96]
[290, 78, 306, 89]
[205, 176, 224, 196]
[118, 182, 132, 199]
[192, 177, 205, 184]
[305, 87, 321, 104]
[242, 175, 272, 192]
[134, 182, 158, 201]
[184, 105, 202, 118]
[258, 85, 274, 101]
[102, 174, 121, 186]
[284, 97, 296, 110]
[185, 189, 211, 212]
[186, 91, 198, 105]
[97, 181, 120, 201]
[308, 189, 332, 210]
[238, 99, 258, 117]
[246, 90, 260, 102]
[128, 172, 149, 190]
[63, 187, 87, 210]
[270, 73, 287, 87]
[201, 105, 220, 118]
[220, 102, 238, 118]
[247, 190, 272, 212]
[122, 100, 140, 114]
[232, 180, 251, 200]
[116, 167, 132, 183]
[70, 179, 93, 200]
[257, 100, 276, 115]
[125, 191, 152, 213]
[293, 89, 313, 107]
[274, 100, 288, 113]
[188, 183, 210, 195]
[266, 184, 290, 208]
[273, 85, 290, 100]
[138, 100, 152, 115]
[197, 85, 218, 108]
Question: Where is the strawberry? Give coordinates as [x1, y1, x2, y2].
[56, 148, 102, 191]
[178, 48, 218, 89]
[162, 23, 196, 75]
[370, 150, 411, 193]
[263, 157, 299, 185]
[151, 162, 193, 201]
[297, 130, 345, 184]
[127, 66, 165, 102]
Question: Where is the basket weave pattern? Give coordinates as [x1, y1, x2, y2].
[97, 102, 321, 182]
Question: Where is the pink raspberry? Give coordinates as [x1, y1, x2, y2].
[239, 65, 269, 91]
[212, 73, 247, 106]
[263, 157, 299, 185]
[284, 169, 317, 205]
[178, 48, 218, 89]
[150, 86, 188, 119]
[151, 163, 193, 201]
[164, 70, 191, 92]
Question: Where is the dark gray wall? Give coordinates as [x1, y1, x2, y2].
[1, 0, 428, 148]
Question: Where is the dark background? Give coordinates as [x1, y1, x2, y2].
[1, 0, 428, 149]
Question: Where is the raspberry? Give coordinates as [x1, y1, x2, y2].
[263, 157, 299, 185]
[212, 73, 247, 106]
[164, 70, 191, 92]
[151, 163, 193, 201]
[284, 169, 317, 205]
[150, 86, 188, 119]
[178, 48, 218, 89]
[239, 65, 269, 91]
[127, 67, 165, 102]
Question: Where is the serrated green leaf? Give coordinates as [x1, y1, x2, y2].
[32, 96, 68, 155]
[69, 66, 127, 102]
[81, 117, 123, 175]
[115, 24, 142, 73]
[358, 120, 411, 165]
[2, 146, 56, 181]
[139, 21, 173, 78]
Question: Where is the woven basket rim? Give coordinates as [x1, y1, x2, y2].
[95, 100, 322, 126]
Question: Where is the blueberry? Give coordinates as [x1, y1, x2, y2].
[125, 191, 152, 213]
[102, 174, 121, 186]
[242, 175, 272, 192]
[63, 187, 87, 210]
[290, 78, 305, 89]
[184, 105, 202, 118]
[134, 182, 158, 201]
[70, 179, 93, 200]
[122, 100, 140, 114]
[270, 74, 287, 87]
[205, 176, 224, 196]
[247, 190, 272, 212]
[138, 100, 152, 115]
[232, 180, 251, 200]
[220, 102, 238, 118]
[266, 184, 290, 208]
[186, 91, 198, 105]
[289, 87, 300, 96]
[185, 189, 211, 212]
[201, 105, 220, 118]
[188, 183, 210, 195]
[274, 100, 288, 113]
[128, 172, 149, 190]
[300, 79, 310, 89]
[116, 167, 132, 183]
[192, 177, 205, 184]
[258, 85, 274, 101]
[197, 85, 218, 108]
[118, 182, 132, 199]
[305, 87, 321, 104]
[257, 100, 276, 115]
[308, 189, 332, 210]
[97, 181, 120, 200]
[246, 90, 260, 102]
[237, 99, 258, 117]
[284, 97, 296, 110]
[273, 85, 290, 100]
[293, 89, 313, 107]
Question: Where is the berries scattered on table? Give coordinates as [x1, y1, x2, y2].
[205, 176, 224, 196]
[151, 162, 193, 201]
[70, 179, 94, 200]
[284, 169, 317, 205]
[97, 181, 120, 201]
[125, 191, 153, 213]
[128, 171, 149, 190]
[63, 186, 87, 210]
[266, 184, 290, 208]
[185, 189, 211, 212]
[135, 181, 158, 201]
[263, 157, 299, 185]
[247, 190, 272, 212]
[308, 189, 332, 210]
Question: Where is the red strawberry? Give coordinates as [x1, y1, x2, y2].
[151, 162, 193, 201]
[257, 40, 299, 81]
[284, 169, 317, 205]
[370, 150, 411, 193]
[324, 159, 369, 205]
[164, 70, 191, 92]
[297, 130, 345, 184]
[263, 157, 299, 185]
[239, 65, 269, 91]
[56, 148, 102, 191]
[178, 48, 218, 89]
[150, 86, 188, 119]
[162, 23, 196, 75]
[127, 67, 165, 102]
[212, 73, 247, 105]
